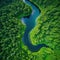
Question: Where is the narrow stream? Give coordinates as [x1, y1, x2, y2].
[21, 0, 49, 52]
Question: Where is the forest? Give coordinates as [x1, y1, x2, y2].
[0, 0, 60, 60]
[0, 0, 33, 60]
[30, 0, 60, 60]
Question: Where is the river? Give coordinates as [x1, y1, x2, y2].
[21, 0, 49, 52]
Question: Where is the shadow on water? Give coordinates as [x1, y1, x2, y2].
[21, 0, 52, 52]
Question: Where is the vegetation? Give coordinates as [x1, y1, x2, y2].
[0, 0, 32, 60]
[30, 0, 60, 60]
[0, 0, 60, 60]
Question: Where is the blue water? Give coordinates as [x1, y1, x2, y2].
[21, 0, 49, 52]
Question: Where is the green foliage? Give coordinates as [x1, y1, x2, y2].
[0, 0, 60, 60]
[30, 0, 60, 60]
[0, 0, 32, 60]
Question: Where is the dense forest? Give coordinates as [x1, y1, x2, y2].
[30, 0, 60, 60]
[0, 0, 60, 60]
[0, 0, 33, 60]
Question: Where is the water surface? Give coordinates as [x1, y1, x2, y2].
[21, 0, 48, 52]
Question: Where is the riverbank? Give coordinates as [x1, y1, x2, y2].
[30, 0, 60, 60]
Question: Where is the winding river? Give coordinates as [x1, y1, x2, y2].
[21, 0, 49, 52]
